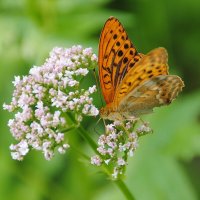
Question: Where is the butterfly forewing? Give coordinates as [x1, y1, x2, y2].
[99, 17, 142, 104]
[114, 47, 169, 104]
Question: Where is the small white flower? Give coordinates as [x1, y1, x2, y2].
[58, 147, 65, 154]
[18, 140, 29, 156]
[91, 54, 98, 62]
[109, 132, 117, 140]
[129, 132, 137, 140]
[58, 143, 69, 154]
[83, 48, 92, 56]
[119, 144, 126, 152]
[107, 148, 113, 156]
[98, 135, 107, 146]
[29, 66, 40, 76]
[107, 141, 116, 149]
[117, 158, 126, 166]
[89, 106, 99, 116]
[106, 124, 115, 132]
[44, 150, 54, 161]
[97, 146, 107, 155]
[128, 150, 134, 157]
[104, 159, 111, 165]
[3, 103, 14, 112]
[43, 141, 51, 150]
[137, 123, 152, 133]
[10, 144, 16, 151]
[75, 68, 88, 76]
[55, 132, 64, 143]
[112, 167, 119, 179]
[88, 85, 97, 94]
[76, 115, 83, 122]
[91, 155, 102, 166]
[11, 152, 22, 160]
[8, 119, 14, 127]
[9, 140, 29, 160]
[113, 121, 121, 126]
[63, 143, 70, 149]
[12, 76, 20, 86]
[68, 80, 78, 87]
[125, 121, 131, 129]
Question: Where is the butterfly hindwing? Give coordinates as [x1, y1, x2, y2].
[118, 75, 184, 117]
[99, 16, 142, 104]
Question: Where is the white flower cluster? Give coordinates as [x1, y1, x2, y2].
[91, 120, 152, 179]
[3, 45, 99, 161]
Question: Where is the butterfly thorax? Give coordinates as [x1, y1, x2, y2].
[100, 103, 134, 121]
[100, 103, 119, 120]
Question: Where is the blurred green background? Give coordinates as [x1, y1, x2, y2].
[1, 0, 200, 200]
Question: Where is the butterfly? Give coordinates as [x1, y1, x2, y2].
[98, 17, 184, 121]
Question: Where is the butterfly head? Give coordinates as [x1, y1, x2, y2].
[99, 107, 109, 119]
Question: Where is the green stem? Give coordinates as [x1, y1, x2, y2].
[78, 126, 98, 154]
[115, 179, 136, 200]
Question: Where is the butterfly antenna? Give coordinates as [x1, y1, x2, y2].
[93, 117, 107, 135]
[103, 119, 107, 132]
[93, 68, 104, 106]
[93, 117, 102, 135]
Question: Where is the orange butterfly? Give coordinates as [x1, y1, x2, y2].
[98, 17, 184, 121]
